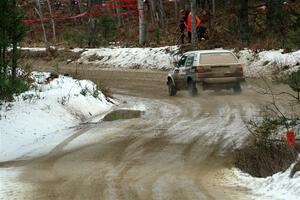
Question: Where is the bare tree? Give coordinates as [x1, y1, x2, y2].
[138, 0, 146, 45]
[87, 0, 95, 47]
[212, 0, 215, 16]
[46, 0, 56, 45]
[35, 0, 47, 43]
[174, 0, 179, 20]
[115, 2, 123, 27]
[149, 0, 157, 25]
[158, 0, 167, 28]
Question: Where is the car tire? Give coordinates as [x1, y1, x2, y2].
[188, 81, 198, 96]
[168, 80, 177, 96]
[233, 82, 242, 94]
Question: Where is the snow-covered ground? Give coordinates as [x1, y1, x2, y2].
[75, 46, 179, 70]
[75, 47, 299, 77]
[238, 49, 300, 77]
[222, 158, 300, 200]
[20, 46, 300, 77]
[0, 72, 113, 162]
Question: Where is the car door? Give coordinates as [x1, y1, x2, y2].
[184, 54, 195, 81]
[173, 55, 187, 89]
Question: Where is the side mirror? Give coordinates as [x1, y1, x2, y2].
[174, 61, 178, 67]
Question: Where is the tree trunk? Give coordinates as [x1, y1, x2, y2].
[138, 0, 146, 45]
[77, 0, 84, 24]
[212, 0, 216, 16]
[115, 2, 123, 27]
[191, 0, 197, 45]
[266, 0, 285, 36]
[11, 42, 17, 81]
[34, 6, 48, 44]
[206, 0, 212, 31]
[239, 0, 249, 42]
[78, 0, 82, 13]
[46, 0, 56, 45]
[69, 0, 76, 16]
[150, 0, 157, 25]
[0, 48, 2, 74]
[158, 0, 167, 28]
[87, 0, 95, 48]
[2, 48, 6, 76]
[175, 0, 179, 20]
[11, 0, 17, 81]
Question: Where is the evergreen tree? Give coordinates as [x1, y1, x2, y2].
[0, 0, 26, 100]
[266, 0, 286, 37]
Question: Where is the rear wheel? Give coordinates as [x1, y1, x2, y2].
[233, 82, 242, 94]
[168, 80, 177, 96]
[188, 81, 198, 96]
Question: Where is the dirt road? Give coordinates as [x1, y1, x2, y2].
[3, 63, 280, 200]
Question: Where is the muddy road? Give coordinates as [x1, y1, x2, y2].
[3, 63, 287, 200]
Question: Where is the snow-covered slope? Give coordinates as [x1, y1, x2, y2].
[238, 49, 300, 77]
[20, 46, 300, 76]
[222, 159, 300, 200]
[75, 46, 179, 70]
[0, 72, 113, 162]
[75, 47, 299, 77]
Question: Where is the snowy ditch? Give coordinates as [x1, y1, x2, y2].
[221, 157, 300, 200]
[0, 72, 113, 162]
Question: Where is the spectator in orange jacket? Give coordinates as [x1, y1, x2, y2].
[184, 11, 201, 43]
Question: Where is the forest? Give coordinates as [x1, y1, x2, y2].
[18, 0, 300, 49]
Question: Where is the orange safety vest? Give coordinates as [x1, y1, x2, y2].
[185, 12, 201, 32]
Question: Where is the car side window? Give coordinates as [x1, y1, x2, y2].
[176, 55, 187, 68]
[185, 55, 194, 67]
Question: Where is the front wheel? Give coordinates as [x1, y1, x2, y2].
[233, 82, 242, 94]
[188, 81, 198, 96]
[168, 80, 177, 96]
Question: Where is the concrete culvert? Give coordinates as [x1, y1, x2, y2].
[103, 110, 143, 121]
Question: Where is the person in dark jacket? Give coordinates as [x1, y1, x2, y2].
[179, 9, 186, 44]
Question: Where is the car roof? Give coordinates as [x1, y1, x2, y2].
[183, 49, 233, 55]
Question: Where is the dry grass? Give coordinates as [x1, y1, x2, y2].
[234, 137, 298, 178]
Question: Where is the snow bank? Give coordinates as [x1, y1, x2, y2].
[75, 46, 179, 70]
[238, 49, 300, 77]
[20, 47, 47, 52]
[19, 46, 300, 76]
[223, 159, 300, 200]
[75, 46, 299, 76]
[0, 72, 112, 162]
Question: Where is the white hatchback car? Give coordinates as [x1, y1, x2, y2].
[167, 50, 245, 96]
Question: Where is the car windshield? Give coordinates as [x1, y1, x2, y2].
[200, 52, 238, 65]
